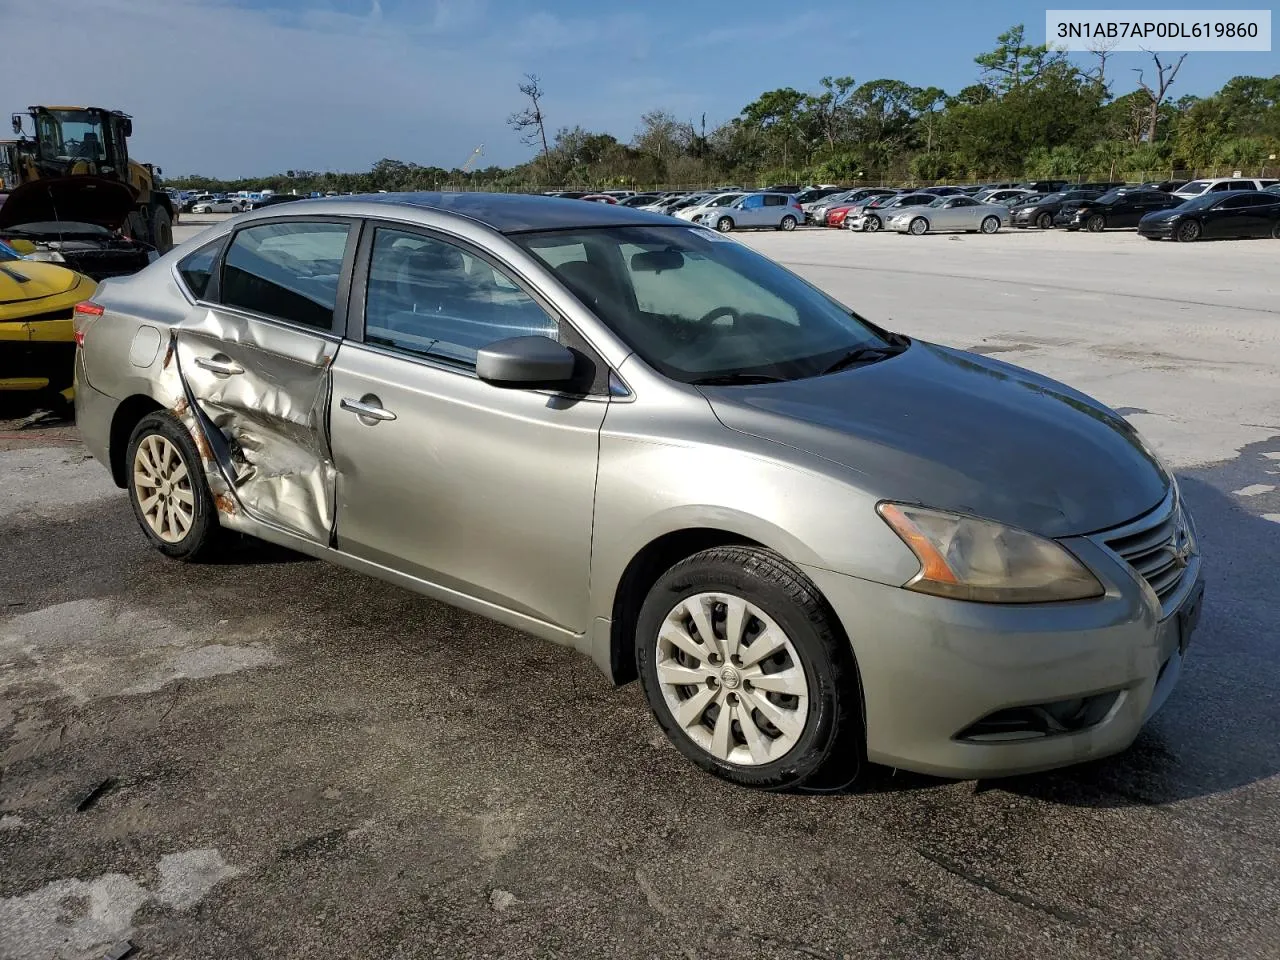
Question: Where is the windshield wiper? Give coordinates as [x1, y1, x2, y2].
[690, 372, 790, 386]
[820, 344, 903, 375]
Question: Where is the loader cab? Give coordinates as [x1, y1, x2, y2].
[12, 106, 132, 181]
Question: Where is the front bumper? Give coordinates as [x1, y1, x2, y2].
[0, 312, 76, 393]
[1138, 221, 1175, 238]
[801, 532, 1204, 779]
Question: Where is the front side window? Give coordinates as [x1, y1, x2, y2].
[177, 238, 224, 299]
[364, 228, 558, 367]
[518, 225, 896, 383]
[741, 195, 764, 209]
[220, 221, 351, 330]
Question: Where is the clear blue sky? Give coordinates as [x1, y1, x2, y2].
[5, 0, 1277, 177]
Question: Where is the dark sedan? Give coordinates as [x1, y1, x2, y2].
[1055, 188, 1182, 232]
[1011, 189, 1103, 229]
[1138, 190, 1280, 241]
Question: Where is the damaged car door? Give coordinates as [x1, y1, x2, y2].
[172, 218, 357, 542]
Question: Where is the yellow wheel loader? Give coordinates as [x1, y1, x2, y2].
[5, 106, 175, 253]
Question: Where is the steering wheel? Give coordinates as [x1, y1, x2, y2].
[697, 306, 740, 326]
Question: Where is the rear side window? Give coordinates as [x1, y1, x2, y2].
[220, 221, 351, 330]
[764, 194, 787, 206]
[176, 238, 223, 300]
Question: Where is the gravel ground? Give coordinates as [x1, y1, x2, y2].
[1, 217, 1278, 959]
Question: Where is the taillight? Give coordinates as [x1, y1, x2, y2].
[74, 301, 105, 316]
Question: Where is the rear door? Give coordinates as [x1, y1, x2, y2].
[762, 193, 789, 226]
[173, 217, 357, 542]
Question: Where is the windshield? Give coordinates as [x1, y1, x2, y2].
[36, 109, 109, 162]
[516, 225, 895, 383]
[1179, 180, 1210, 195]
[1176, 193, 1222, 211]
[927, 198, 948, 208]
[1095, 189, 1127, 204]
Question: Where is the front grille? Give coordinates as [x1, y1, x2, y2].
[1102, 491, 1193, 608]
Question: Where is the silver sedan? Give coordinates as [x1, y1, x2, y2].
[73, 193, 1202, 790]
[888, 196, 1010, 234]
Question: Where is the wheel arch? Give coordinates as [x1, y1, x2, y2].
[108, 394, 165, 487]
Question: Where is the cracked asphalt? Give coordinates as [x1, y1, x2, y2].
[2, 219, 1279, 959]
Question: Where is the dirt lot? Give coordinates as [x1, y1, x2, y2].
[2, 217, 1279, 959]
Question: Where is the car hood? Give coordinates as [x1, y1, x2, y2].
[703, 341, 1168, 538]
[0, 177, 137, 232]
[0, 258, 84, 304]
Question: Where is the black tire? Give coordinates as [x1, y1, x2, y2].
[1086, 214, 1106, 232]
[636, 546, 863, 791]
[149, 203, 174, 252]
[126, 412, 224, 561]
[716, 216, 734, 233]
[1272, 222, 1280, 240]
[864, 215, 881, 232]
[1036, 211, 1053, 229]
[1175, 220, 1201, 242]
[980, 216, 1000, 234]
[908, 217, 928, 235]
[779, 214, 797, 231]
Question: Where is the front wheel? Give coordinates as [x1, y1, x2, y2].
[1086, 214, 1106, 232]
[1036, 212, 1053, 229]
[779, 214, 797, 231]
[908, 217, 928, 235]
[864, 215, 882, 233]
[1272, 222, 1280, 240]
[716, 216, 734, 233]
[1175, 220, 1201, 242]
[149, 203, 174, 252]
[636, 546, 863, 791]
[126, 412, 223, 561]
[980, 216, 1000, 234]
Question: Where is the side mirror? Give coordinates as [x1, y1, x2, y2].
[476, 336, 576, 389]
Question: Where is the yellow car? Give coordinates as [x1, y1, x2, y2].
[0, 239, 96, 399]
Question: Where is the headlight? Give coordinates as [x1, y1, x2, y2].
[877, 502, 1104, 603]
[25, 250, 66, 263]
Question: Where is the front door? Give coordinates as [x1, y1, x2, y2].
[328, 223, 608, 633]
[174, 218, 356, 543]
[736, 194, 767, 226]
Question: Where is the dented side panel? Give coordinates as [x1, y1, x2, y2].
[171, 305, 339, 542]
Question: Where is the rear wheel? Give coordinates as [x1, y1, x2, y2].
[1036, 211, 1053, 229]
[716, 216, 734, 233]
[980, 216, 1000, 234]
[1086, 214, 1106, 232]
[126, 412, 223, 561]
[1176, 220, 1201, 242]
[636, 546, 864, 791]
[1272, 222, 1280, 239]
[779, 215, 797, 231]
[908, 217, 928, 235]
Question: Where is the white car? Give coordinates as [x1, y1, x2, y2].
[1173, 177, 1279, 201]
[674, 192, 745, 221]
[191, 198, 246, 214]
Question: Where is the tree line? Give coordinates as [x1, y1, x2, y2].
[170, 25, 1280, 193]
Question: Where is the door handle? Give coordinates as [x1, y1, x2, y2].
[194, 355, 244, 376]
[340, 395, 397, 423]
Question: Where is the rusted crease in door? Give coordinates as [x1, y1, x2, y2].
[170, 311, 338, 542]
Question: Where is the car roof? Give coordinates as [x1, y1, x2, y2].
[275, 191, 688, 234]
